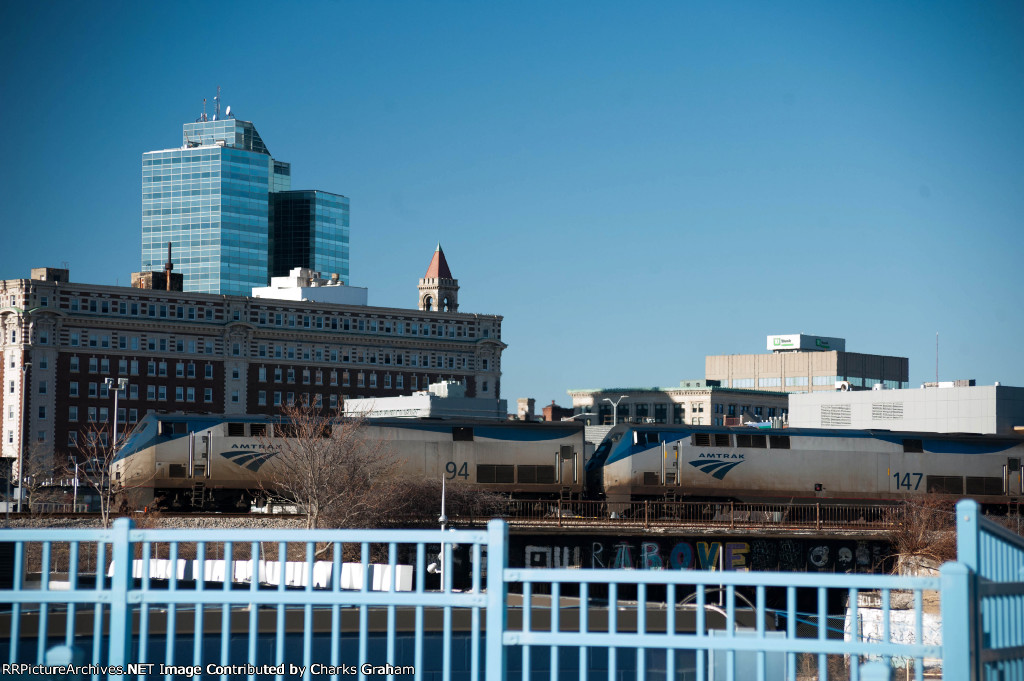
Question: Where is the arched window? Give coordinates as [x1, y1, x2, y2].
[423, 296, 433, 311]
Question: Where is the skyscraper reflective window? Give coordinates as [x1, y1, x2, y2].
[142, 111, 347, 296]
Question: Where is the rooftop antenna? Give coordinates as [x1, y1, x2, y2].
[202, 98, 207, 122]
[214, 86, 221, 120]
[164, 242, 174, 291]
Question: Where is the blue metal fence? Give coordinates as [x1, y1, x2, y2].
[953, 499, 1024, 680]
[1, 499, 1022, 680]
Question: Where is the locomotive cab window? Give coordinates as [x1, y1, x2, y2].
[902, 439, 924, 453]
[159, 421, 187, 436]
[692, 433, 711, 447]
[713, 433, 731, 447]
[452, 427, 474, 441]
[769, 435, 790, 449]
[634, 431, 658, 446]
[227, 422, 246, 437]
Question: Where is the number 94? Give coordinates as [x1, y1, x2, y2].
[446, 461, 469, 480]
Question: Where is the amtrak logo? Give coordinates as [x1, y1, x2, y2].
[689, 457, 744, 480]
[222, 449, 279, 472]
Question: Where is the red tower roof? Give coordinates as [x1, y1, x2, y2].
[424, 243, 453, 279]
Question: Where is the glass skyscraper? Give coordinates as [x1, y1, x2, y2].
[270, 191, 350, 279]
[142, 116, 348, 296]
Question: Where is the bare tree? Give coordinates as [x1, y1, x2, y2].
[260, 401, 399, 530]
[16, 443, 64, 513]
[72, 421, 141, 528]
[888, 498, 958, 572]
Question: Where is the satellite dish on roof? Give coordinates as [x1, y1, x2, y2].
[225, 105, 232, 117]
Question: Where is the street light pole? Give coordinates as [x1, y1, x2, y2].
[603, 395, 628, 426]
[17, 361, 32, 513]
[104, 378, 129, 451]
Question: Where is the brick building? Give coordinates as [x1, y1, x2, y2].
[1, 250, 504, 479]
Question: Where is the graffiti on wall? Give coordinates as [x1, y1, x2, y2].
[517, 537, 888, 573]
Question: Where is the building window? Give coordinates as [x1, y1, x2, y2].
[369, 374, 377, 388]
[257, 391, 266, 406]
[186, 387, 195, 402]
[158, 386, 167, 400]
[69, 406, 78, 422]
[67, 432, 77, 447]
[273, 392, 282, 406]
[38, 406, 46, 419]
[204, 388, 213, 403]
[129, 409, 138, 423]
[147, 386, 156, 400]
[758, 377, 782, 388]
[70, 357, 79, 372]
[231, 391, 239, 403]
[175, 387, 184, 401]
[205, 365, 214, 379]
[258, 367, 267, 382]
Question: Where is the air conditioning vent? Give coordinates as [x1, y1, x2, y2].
[871, 402, 904, 421]
[820, 405, 851, 427]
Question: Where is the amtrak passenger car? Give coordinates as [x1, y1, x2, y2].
[114, 413, 586, 510]
[588, 424, 1024, 505]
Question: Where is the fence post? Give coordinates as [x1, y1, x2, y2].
[108, 517, 135, 677]
[558, 499, 562, 528]
[955, 499, 980, 574]
[485, 519, 509, 681]
[816, 503, 820, 531]
[940, 561, 977, 681]
[730, 501, 734, 529]
[644, 500, 649, 529]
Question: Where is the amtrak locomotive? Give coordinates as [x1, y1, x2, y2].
[587, 423, 1024, 506]
[112, 412, 586, 510]
[112, 412, 1024, 512]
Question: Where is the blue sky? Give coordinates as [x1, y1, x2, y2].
[1, 1, 1021, 406]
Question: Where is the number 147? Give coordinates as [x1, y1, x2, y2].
[893, 472, 922, 490]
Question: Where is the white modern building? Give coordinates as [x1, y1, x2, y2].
[345, 381, 508, 419]
[253, 267, 368, 306]
[788, 383, 1024, 434]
